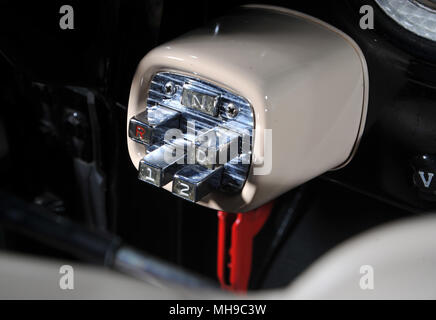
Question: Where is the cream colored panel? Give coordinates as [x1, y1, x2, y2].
[127, 5, 368, 212]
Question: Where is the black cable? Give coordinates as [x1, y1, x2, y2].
[0, 191, 217, 289]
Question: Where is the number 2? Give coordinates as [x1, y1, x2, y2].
[179, 182, 190, 197]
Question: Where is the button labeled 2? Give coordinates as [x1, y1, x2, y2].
[172, 165, 223, 202]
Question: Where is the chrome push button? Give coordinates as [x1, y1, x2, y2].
[172, 165, 224, 202]
[128, 117, 149, 145]
[128, 106, 180, 145]
[194, 127, 240, 169]
[181, 83, 220, 117]
[138, 145, 186, 187]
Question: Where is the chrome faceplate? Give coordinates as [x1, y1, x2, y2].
[129, 71, 254, 202]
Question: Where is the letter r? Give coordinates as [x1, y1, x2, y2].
[136, 125, 145, 139]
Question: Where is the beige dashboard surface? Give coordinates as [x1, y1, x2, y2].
[1, 214, 436, 299]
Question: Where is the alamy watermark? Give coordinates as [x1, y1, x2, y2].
[59, 265, 74, 290]
[142, 120, 273, 176]
[359, 5, 374, 30]
[359, 265, 374, 290]
[59, 5, 74, 30]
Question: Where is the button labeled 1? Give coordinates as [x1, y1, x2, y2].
[138, 144, 186, 187]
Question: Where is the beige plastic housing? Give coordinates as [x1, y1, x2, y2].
[127, 5, 368, 213]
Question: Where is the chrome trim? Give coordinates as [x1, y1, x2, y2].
[375, 0, 436, 42]
[147, 72, 254, 194]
